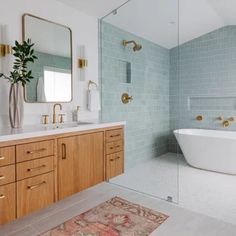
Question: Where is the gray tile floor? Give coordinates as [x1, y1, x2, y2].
[111, 153, 236, 225]
[0, 183, 236, 236]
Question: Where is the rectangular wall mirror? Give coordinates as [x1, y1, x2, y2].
[23, 14, 73, 103]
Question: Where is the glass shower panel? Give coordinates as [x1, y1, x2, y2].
[100, 0, 179, 203]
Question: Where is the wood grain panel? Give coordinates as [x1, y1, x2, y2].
[58, 136, 77, 200]
[17, 172, 54, 218]
[16, 140, 54, 163]
[16, 156, 54, 181]
[106, 140, 123, 155]
[76, 132, 104, 192]
[0, 146, 15, 167]
[0, 165, 15, 186]
[106, 129, 123, 142]
[0, 183, 16, 224]
[106, 151, 124, 179]
[58, 132, 104, 200]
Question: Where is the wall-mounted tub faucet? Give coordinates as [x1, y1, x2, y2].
[217, 116, 234, 128]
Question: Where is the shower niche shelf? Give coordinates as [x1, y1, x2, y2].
[188, 96, 236, 111]
[117, 59, 131, 84]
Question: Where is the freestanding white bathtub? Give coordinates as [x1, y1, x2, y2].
[174, 129, 236, 175]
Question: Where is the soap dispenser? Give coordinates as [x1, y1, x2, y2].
[73, 106, 80, 122]
[76, 106, 80, 122]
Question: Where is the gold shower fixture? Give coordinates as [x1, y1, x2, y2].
[122, 40, 142, 52]
[121, 93, 133, 104]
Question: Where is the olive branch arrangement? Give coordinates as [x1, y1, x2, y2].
[0, 39, 38, 86]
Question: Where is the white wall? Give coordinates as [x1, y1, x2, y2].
[0, 0, 99, 127]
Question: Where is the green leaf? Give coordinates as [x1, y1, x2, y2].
[2, 39, 38, 85]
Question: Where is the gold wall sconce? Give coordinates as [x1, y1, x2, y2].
[78, 45, 88, 81]
[0, 44, 12, 57]
[121, 93, 133, 104]
[78, 58, 88, 69]
[0, 25, 12, 58]
[196, 115, 203, 121]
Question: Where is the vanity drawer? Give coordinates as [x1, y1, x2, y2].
[106, 140, 123, 155]
[0, 165, 15, 186]
[16, 156, 54, 181]
[106, 151, 124, 179]
[0, 183, 16, 224]
[16, 140, 54, 163]
[0, 146, 15, 167]
[106, 129, 123, 142]
[17, 172, 54, 218]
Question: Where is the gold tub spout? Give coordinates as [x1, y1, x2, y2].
[223, 120, 230, 128]
[221, 117, 234, 128]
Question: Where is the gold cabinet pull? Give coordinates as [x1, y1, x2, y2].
[27, 148, 46, 154]
[27, 165, 46, 172]
[0, 194, 5, 199]
[0, 175, 5, 180]
[110, 134, 120, 138]
[27, 181, 46, 190]
[62, 143, 66, 160]
[110, 156, 121, 162]
[0, 156, 5, 160]
[109, 147, 114, 150]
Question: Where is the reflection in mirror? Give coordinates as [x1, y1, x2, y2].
[23, 14, 72, 103]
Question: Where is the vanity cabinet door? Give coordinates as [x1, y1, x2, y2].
[0, 183, 16, 224]
[17, 172, 54, 218]
[77, 132, 104, 192]
[58, 132, 104, 200]
[106, 151, 124, 179]
[58, 136, 78, 200]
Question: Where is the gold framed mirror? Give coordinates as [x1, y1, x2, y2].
[22, 14, 73, 103]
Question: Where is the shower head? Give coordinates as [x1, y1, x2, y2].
[123, 40, 142, 52]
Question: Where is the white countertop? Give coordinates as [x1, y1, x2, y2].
[0, 121, 126, 142]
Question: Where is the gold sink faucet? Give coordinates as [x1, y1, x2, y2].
[53, 103, 62, 124]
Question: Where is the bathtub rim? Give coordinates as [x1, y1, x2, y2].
[174, 128, 236, 140]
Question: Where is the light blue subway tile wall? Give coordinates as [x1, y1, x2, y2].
[27, 51, 71, 102]
[101, 22, 170, 168]
[169, 25, 236, 152]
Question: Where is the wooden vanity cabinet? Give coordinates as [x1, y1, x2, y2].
[0, 125, 124, 225]
[0, 146, 16, 224]
[105, 129, 124, 179]
[58, 131, 104, 200]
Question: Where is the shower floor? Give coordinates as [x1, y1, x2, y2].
[110, 153, 236, 225]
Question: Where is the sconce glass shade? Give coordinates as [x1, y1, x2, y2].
[0, 25, 12, 74]
[79, 45, 87, 81]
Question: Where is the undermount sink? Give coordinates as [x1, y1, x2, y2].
[77, 121, 94, 125]
[52, 121, 94, 129]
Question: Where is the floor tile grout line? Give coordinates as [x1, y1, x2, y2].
[1, 197, 88, 236]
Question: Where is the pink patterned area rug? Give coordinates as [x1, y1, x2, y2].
[41, 197, 169, 236]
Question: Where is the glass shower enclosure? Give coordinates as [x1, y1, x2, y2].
[100, 0, 179, 203]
